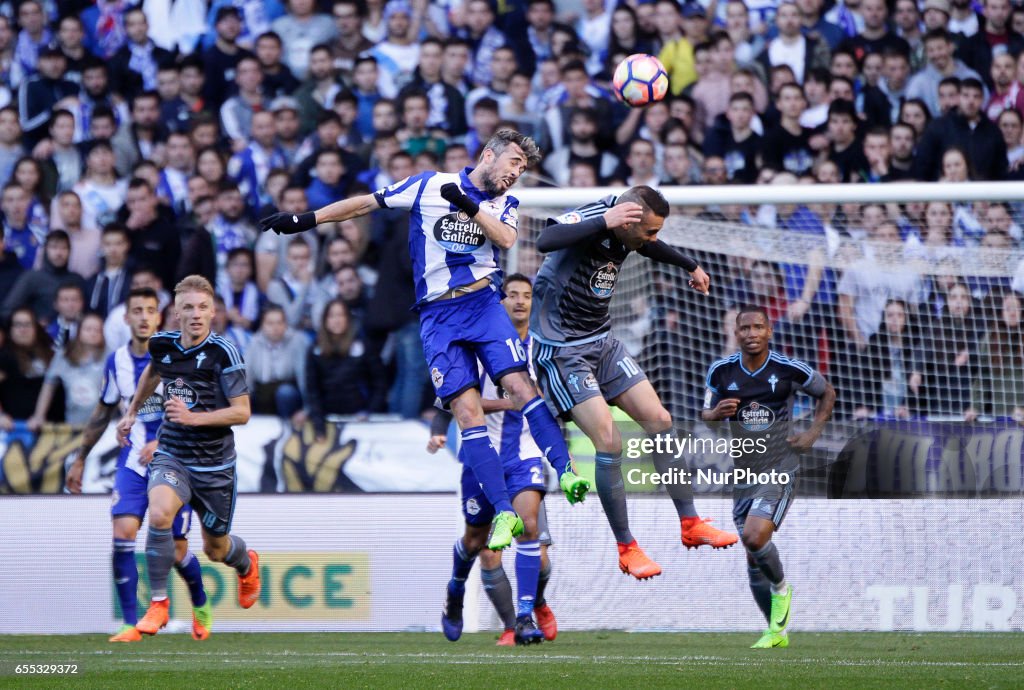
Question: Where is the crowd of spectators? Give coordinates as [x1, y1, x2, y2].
[1, 0, 1024, 437]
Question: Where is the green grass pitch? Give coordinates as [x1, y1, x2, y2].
[1, 632, 1022, 689]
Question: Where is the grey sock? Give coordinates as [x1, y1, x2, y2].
[649, 434, 697, 518]
[224, 534, 252, 576]
[481, 566, 516, 630]
[595, 451, 633, 544]
[145, 527, 175, 599]
[747, 566, 772, 623]
[536, 563, 552, 607]
[751, 542, 785, 585]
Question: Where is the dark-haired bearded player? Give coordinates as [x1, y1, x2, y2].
[531, 185, 738, 581]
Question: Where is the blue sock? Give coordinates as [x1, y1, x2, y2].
[515, 540, 541, 617]
[448, 538, 476, 597]
[460, 427, 513, 514]
[112, 539, 139, 625]
[174, 551, 207, 607]
[522, 397, 572, 477]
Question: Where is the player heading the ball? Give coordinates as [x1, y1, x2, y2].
[531, 185, 736, 580]
[260, 130, 591, 550]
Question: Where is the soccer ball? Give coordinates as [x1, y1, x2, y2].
[612, 54, 670, 107]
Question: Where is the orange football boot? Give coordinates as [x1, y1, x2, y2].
[135, 599, 170, 635]
[534, 603, 558, 641]
[496, 630, 516, 646]
[617, 541, 662, 580]
[681, 517, 739, 550]
[109, 625, 142, 642]
[238, 550, 261, 609]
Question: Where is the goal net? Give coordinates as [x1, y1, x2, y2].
[512, 183, 1024, 500]
[448, 182, 1024, 634]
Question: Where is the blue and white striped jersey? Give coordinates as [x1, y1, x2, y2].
[374, 167, 520, 305]
[101, 346, 164, 477]
[480, 336, 542, 463]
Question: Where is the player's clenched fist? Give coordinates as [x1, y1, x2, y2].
[164, 397, 195, 425]
[65, 457, 84, 493]
[259, 211, 316, 235]
[787, 430, 820, 453]
[116, 411, 136, 447]
[602, 202, 644, 229]
[439, 183, 480, 217]
[426, 434, 447, 454]
[707, 397, 741, 421]
[688, 266, 711, 295]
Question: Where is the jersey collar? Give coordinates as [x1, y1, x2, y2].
[459, 167, 490, 203]
[174, 331, 212, 354]
[738, 349, 773, 377]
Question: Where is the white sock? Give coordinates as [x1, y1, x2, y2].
[770, 579, 788, 595]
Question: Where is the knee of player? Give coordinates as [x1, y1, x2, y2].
[741, 529, 771, 553]
[111, 521, 139, 541]
[518, 516, 540, 541]
[452, 404, 485, 431]
[203, 541, 228, 562]
[147, 507, 176, 529]
[463, 528, 489, 555]
[478, 548, 502, 569]
[592, 423, 622, 454]
[502, 372, 536, 406]
[640, 408, 673, 435]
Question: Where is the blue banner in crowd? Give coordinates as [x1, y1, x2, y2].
[832, 419, 1024, 497]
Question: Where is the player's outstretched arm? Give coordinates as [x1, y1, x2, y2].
[481, 397, 515, 414]
[439, 183, 517, 249]
[636, 241, 708, 294]
[67, 400, 118, 493]
[164, 394, 251, 428]
[259, 194, 379, 235]
[117, 363, 161, 446]
[536, 202, 645, 253]
[536, 215, 608, 252]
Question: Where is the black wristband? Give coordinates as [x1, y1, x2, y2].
[293, 211, 317, 233]
[454, 196, 480, 218]
[261, 210, 317, 235]
[440, 183, 480, 217]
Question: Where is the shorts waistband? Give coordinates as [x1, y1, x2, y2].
[430, 277, 492, 302]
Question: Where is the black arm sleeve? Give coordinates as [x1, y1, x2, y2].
[536, 215, 608, 253]
[636, 240, 700, 272]
[430, 409, 453, 436]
